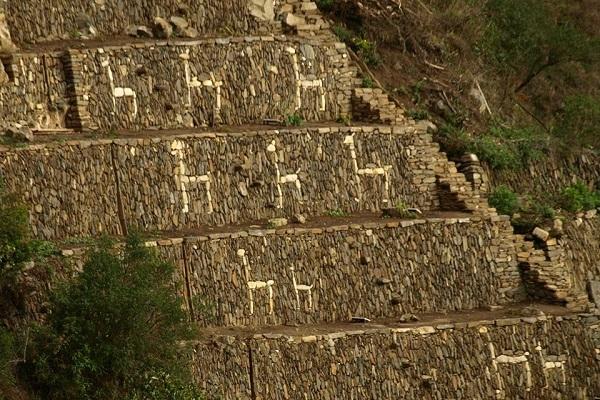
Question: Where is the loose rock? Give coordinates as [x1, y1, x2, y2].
[152, 17, 173, 39]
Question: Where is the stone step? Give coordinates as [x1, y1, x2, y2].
[54, 214, 524, 328]
[1, 124, 472, 241]
[1, 34, 357, 131]
[191, 310, 600, 399]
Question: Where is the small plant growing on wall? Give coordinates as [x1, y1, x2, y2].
[395, 201, 417, 219]
[489, 185, 519, 216]
[361, 76, 374, 88]
[286, 113, 304, 127]
[326, 208, 347, 218]
[336, 115, 351, 126]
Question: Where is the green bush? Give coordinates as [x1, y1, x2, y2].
[326, 209, 347, 217]
[0, 328, 17, 396]
[332, 24, 353, 43]
[554, 95, 600, 149]
[395, 201, 417, 219]
[285, 113, 303, 127]
[22, 234, 201, 400]
[437, 124, 547, 170]
[352, 37, 382, 67]
[560, 182, 600, 212]
[0, 183, 31, 281]
[1, 183, 57, 320]
[483, 0, 599, 91]
[489, 185, 520, 216]
[315, 0, 334, 12]
[407, 109, 430, 121]
[361, 76, 374, 88]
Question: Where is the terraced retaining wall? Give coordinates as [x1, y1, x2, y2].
[0, 126, 468, 240]
[13, 216, 524, 328]
[193, 315, 600, 399]
[4, 0, 290, 44]
[1, 36, 356, 129]
[0, 52, 69, 128]
[164, 216, 524, 327]
[76, 37, 354, 129]
[486, 150, 600, 199]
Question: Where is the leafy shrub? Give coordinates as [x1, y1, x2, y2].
[0, 328, 17, 396]
[438, 124, 547, 170]
[361, 76, 374, 88]
[483, 0, 599, 90]
[352, 37, 382, 66]
[22, 234, 200, 400]
[560, 182, 600, 212]
[286, 113, 303, 127]
[407, 109, 430, 121]
[336, 115, 351, 126]
[326, 209, 347, 217]
[315, 0, 334, 12]
[0, 183, 31, 281]
[332, 24, 353, 43]
[395, 201, 417, 219]
[554, 95, 600, 149]
[489, 185, 519, 216]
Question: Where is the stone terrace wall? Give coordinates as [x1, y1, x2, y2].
[1, 126, 464, 240]
[0, 52, 69, 128]
[560, 216, 600, 309]
[4, 0, 290, 44]
[486, 150, 600, 199]
[0, 142, 122, 239]
[194, 315, 600, 399]
[154, 216, 524, 327]
[563, 217, 600, 287]
[76, 37, 354, 130]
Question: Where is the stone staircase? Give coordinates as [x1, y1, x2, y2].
[1, 1, 599, 398]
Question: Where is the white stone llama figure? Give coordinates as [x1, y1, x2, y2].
[534, 340, 567, 388]
[101, 59, 138, 118]
[170, 140, 213, 215]
[266, 140, 303, 209]
[237, 249, 275, 316]
[343, 133, 392, 205]
[290, 266, 314, 311]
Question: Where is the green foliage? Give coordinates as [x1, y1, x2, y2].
[315, 0, 334, 12]
[489, 185, 519, 216]
[326, 209, 347, 218]
[395, 201, 417, 219]
[511, 197, 556, 233]
[285, 113, 303, 127]
[352, 37, 382, 67]
[407, 108, 430, 121]
[361, 76, 374, 88]
[0, 183, 31, 281]
[128, 370, 203, 400]
[559, 182, 600, 212]
[0, 328, 17, 395]
[332, 24, 353, 43]
[22, 234, 200, 400]
[554, 95, 600, 149]
[483, 0, 600, 90]
[331, 24, 381, 67]
[336, 115, 351, 126]
[438, 124, 547, 170]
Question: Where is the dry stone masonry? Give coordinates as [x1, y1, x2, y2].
[1, 126, 484, 240]
[1, 0, 599, 398]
